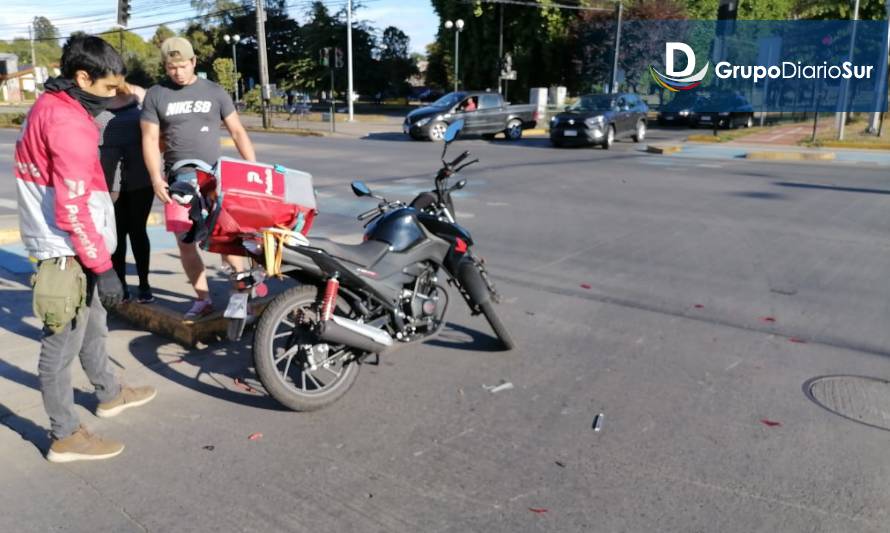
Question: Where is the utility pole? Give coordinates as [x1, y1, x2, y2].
[347, 0, 355, 121]
[837, 0, 861, 141]
[29, 24, 39, 97]
[610, 0, 623, 94]
[498, 4, 504, 95]
[255, 0, 271, 129]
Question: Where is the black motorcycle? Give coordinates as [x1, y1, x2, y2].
[252, 119, 513, 411]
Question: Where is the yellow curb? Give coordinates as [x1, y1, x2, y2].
[114, 297, 273, 348]
[646, 144, 683, 155]
[687, 135, 723, 143]
[815, 141, 890, 151]
[524, 128, 548, 136]
[0, 228, 21, 245]
[745, 151, 836, 161]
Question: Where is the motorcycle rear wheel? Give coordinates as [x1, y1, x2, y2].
[254, 285, 361, 411]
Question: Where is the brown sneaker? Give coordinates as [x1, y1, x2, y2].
[46, 426, 124, 463]
[96, 385, 157, 418]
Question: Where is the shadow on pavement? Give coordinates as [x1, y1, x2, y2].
[0, 402, 50, 455]
[362, 132, 413, 142]
[729, 191, 790, 200]
[424, 322, 505, 352]
[127, 333, 288, 412]
[775, 182, 890, 196]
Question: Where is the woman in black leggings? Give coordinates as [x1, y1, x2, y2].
[97, 82, 155, 303]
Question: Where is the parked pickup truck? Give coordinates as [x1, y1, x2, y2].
[403, 91, 539, 141]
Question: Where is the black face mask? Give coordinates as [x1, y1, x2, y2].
[43, 76, 115, 117]
[68, 87, 115, 117]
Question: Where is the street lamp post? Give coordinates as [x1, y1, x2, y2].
[223, 34, 241, 102]
[444, 19, 465, 92]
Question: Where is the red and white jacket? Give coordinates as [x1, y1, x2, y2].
[14, 90, 116, 273]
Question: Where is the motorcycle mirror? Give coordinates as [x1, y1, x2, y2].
[444, 119, 464, 143]
[452, 179, 467, 190]
[351, 181, 372, 197]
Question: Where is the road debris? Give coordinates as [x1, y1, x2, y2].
[555, 461, 566, 468]
[760, 419, 782, 427]
[580, 283, 592, 290]
[593, 413, 604, 432]
[248, 432, 264, 441]
[233, 377, 257, 393]
[528, 508, 548, 514]
[202, 445, 215, 451]
[484, 381, 514, 393]
[788, 337, 807, 344]
[759, 316, 776, 323]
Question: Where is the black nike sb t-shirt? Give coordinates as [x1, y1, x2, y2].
[141, 77, 236, 173]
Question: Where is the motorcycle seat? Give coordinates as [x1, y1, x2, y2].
[311, 238, 389, 268]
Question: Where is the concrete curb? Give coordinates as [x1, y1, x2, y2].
[646, 144, 683, 155]
[113, 297, 273, 348]
[745, 151, 836, 162]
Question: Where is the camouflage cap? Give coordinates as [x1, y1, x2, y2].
[160, 37, 195, 62]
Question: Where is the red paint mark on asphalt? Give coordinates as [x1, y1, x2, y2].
[528, 508, 548, 514]
[580, 284, 592, 290]
[248, 432, 263, 441]
[760, 419, 782, 427]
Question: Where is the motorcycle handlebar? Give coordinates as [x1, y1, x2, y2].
[449, 150, 471, 168]
[357, 208, 379, 221]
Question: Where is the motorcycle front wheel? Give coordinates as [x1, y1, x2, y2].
[479, 300, 515, 350]
[254, 285, 361, 411]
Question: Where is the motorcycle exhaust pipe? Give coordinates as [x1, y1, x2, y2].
[317, 315, 394, 354]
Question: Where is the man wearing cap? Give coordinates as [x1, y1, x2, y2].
[141, 37, 255, 319]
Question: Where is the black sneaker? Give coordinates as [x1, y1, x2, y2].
[137, 288, 155, 304]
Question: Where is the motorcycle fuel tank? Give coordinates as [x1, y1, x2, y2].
[365, 207, 426, 252]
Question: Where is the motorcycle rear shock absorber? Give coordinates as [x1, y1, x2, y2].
[321, 275, 340, 321]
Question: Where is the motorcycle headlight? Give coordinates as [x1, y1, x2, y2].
[415, 117, 432, 127]
[585, 116, 604, 128]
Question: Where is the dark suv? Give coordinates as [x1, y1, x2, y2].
[550, 93, 649, 149]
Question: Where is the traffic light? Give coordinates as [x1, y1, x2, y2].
[335, 48, 344, 69]
[117, 0, 131, 27]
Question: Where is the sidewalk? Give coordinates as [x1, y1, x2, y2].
[649, 139, 890, 167]
[239, 112, 402, 138]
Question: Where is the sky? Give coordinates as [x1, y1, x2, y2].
[0, 0, 440, 54]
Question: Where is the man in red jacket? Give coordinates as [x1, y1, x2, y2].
[14, 36, 156, 463]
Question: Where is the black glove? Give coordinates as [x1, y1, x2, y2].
[96, 269, 124, 308]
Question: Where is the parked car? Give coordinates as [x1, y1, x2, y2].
[549, 93, 648, 149]
[403, 91, 539, 141]
[689, 92, 755, 129]
[657, 93, 705, 126]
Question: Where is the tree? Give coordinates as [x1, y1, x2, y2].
[151, 25, 176, 48]
[795, 0, 886, 20]
[379, 27, 419, 96]
[32, 17, 59, 41]
[213, 57, 238, 95]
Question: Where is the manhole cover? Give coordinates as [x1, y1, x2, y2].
[805, 375, 890, 431]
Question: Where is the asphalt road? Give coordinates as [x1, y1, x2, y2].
[3, 126, 890, 532]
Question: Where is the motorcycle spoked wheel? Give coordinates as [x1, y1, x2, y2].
[253, 285, 362, 411]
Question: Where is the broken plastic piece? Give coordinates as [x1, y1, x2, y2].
[694, 304, 704, 309]
[248, 432, 263, 441]
[202, 445, 215, 451]
[234, 378, 257, 393]
[788, 337, 806, 344]
[489, 382, 514, 393]
[760, 317, 776, 323]
[760, 419, 781, 427]
[528, 508, 548, 514]
[555, 461, 566, 468]
[593, 413, 604, 431]
[580, 284, 592, 290]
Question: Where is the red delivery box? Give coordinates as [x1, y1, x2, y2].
[204, 157, 317, 255]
